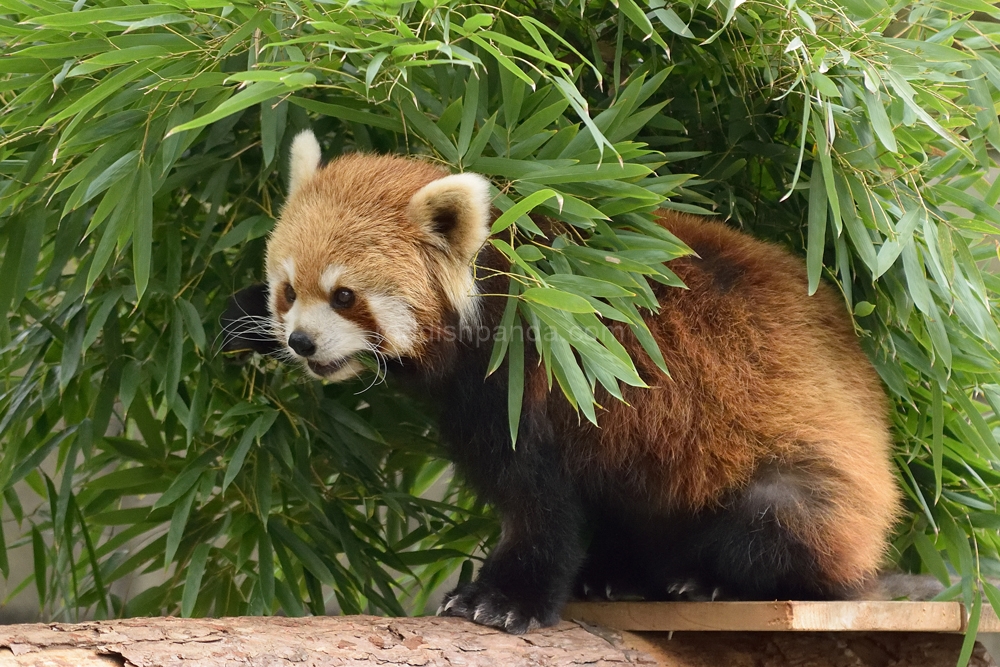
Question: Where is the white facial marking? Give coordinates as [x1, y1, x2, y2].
[279, 299, 370, 382]
[451, 272, 481, 329]
[320, 265, 344, 294]
[282, 258, 295, 285]
[366, 293, 418, 355]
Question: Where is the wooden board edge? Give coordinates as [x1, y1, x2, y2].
[563, 601, 968, 633]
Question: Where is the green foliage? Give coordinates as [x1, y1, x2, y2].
[1, 0, 1000, 635]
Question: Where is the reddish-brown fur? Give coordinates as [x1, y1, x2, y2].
[266, 151, 900, 597]
[266, 153, 455, 348]
[546, 214, 900, 589]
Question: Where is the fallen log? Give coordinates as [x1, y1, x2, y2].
[0, 606, 996, 666]
[0, 615, 655, 667]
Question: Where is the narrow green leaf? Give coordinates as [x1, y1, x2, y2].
[462, 111, 500, 166]
[810, 73, 841, 98]
[617, 0, 654, 37]
[487, 279, 520, 376]
[154, 455, 210, 510]
[59, 310, 86, 390]
[521, 287, 595, 313]
[170, 82, 288, 136]
[31, 5, 175, 26]
[73, 497, 109, 616]
[223, 415, 264, 493]
[549, 333, 597, 424]
[806, 161, 828, 295]
[176, 298, 207, 351]
[398, 97, 459, 163]
[181, 543, 210, 617]
[492, 189, 561, 233]
[268, 519, 336, 587]
[952, 390, 1000, 460]
[912, 531, 950, 585]
[164, 486, 197, 568]
[0, 521, 7, 578]
[653, 8, 694, 37]
[957, 592, 981, 666]
[901, 243, 932, 316]
[931, 382, 943, 504]
[457, 74, 480, 158]
[885, 71, 975, 161]
[289, 97, 404, 132]
[876, 209, 921, 279]
[258, 529, 274, 610]
[31, 526, 46, 605]
[133, 163, 153, 302]
[260, 99, 286, 169]
[863, 88, 897, 152]
[507, 316, 524, 447]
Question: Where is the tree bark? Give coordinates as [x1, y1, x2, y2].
[0, 614, 995, 666]
[0, 615, 656, 666]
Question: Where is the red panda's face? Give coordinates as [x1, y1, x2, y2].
[264, 131, 492, 381]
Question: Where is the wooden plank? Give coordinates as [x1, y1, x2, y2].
[617, 631, 996, 667]
[975, 603, 1000, 633]
[563, 601, 967, 632]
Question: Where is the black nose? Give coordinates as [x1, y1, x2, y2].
[288, 331, 316, 357]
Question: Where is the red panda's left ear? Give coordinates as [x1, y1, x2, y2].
[408, 173, 492, 262]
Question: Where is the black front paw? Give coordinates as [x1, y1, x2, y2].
[438, 581, 560, 634]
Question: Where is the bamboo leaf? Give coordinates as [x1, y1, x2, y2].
[507, 316, 525, 448]
[521, 288, 595, 313]
[806, 161, 828, 295]
[491, 189, 561, 233]
[170, 81, 306, 136]
[223, 415, 265, 493]
[133, 163, 153, 302]
[181, 543, 211, 617]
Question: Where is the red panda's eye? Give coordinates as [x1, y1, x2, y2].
[284, 283, 296, 305]
[331, 288, 355, 309]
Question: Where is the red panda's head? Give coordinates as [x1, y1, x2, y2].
[265, 130, 493, 381]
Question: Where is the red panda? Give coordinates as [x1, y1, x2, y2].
[222, 129, 901, 634]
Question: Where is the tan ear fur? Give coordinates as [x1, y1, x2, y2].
[407, 173, 492, 262]
[288, 130, 322, 196]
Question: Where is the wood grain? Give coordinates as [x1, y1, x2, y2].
[564, 600, 999, 633]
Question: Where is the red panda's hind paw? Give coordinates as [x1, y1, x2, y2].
[437, 581, 558, 634]
[664, 578, 722, 601]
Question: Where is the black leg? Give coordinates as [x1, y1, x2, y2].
[436, 365, 586, 633]
[578, 464, 836, 602]
[574, 519, 651, 601]
[439, 440, 586, 632]
[648, 467, 834, 601]
[682, 501, 830, 601]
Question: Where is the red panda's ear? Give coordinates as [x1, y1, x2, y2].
[288, 130, 322, 197]
[408, 173, 492, 262]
